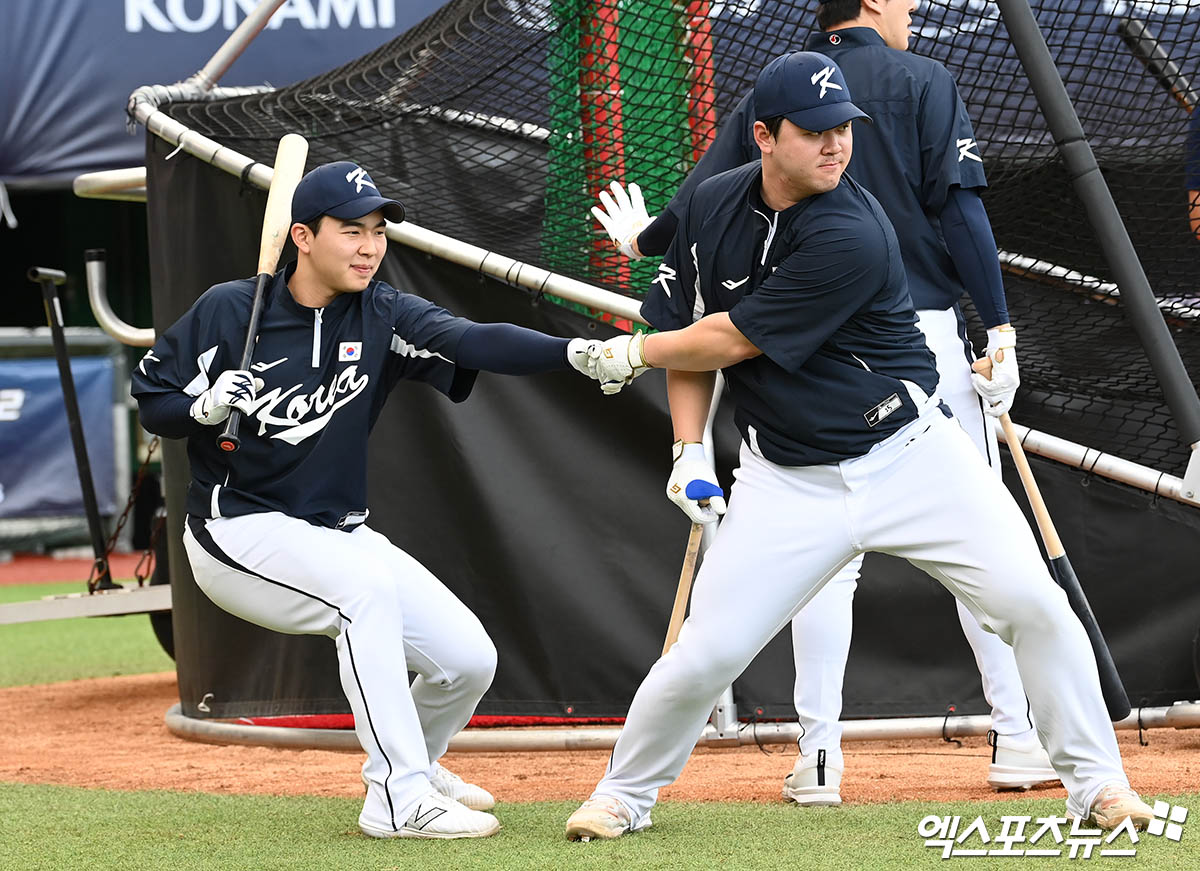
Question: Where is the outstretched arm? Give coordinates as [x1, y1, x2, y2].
[589, 314, 760, 394]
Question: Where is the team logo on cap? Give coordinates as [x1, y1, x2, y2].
[811, 66, 842, 99]
[344, 166, 377, 193]
[339, 342, 362, 361]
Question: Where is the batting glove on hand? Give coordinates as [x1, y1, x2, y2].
[594, 332, 650, 395]
[667, 441, 726, 524]
[566, 338, 604, 380]
[189, 369, 262, 425]
[970, 326, 1019, 417]
[590, 181, 652, 260]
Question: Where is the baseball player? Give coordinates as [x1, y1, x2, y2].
[131, 161, 605, 840]
[565, 51, 1153, 841]
[592, 0, 1051, 803]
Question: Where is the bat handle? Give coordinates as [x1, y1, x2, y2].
[217, 418, 242, 453]
[215, 271, 270, 453]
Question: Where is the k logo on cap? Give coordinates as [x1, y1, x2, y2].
[753, 51, 871, 133]
[291, 160, 406, 225]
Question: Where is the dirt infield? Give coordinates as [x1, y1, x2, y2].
[0, 552, 144, 587]
[1, 672, 1195, 806]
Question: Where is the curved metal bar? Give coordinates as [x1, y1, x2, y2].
[84, 250, 155, 347]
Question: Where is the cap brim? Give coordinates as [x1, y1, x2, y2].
[324, 196, 406, 224]
[782, 102, 871, 133]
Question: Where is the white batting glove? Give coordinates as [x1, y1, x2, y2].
[594, 332, 650, 395]
[970, 326, 1019, 417]
[566, 337, 604, 379]
[667, 441, 727, 524]
[189, 369, 261, 425]
[590, 181, 652, 260]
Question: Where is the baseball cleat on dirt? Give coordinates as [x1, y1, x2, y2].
[782, 750, 842, 806]
[360, 791, 500, 839]
[1086, 785, 1155, 831]
[566, 796, 636, 841]
[430, 763, 496, 811]
[986, 731, 1060, 790]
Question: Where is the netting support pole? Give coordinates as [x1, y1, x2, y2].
[995, 0, 1200, 501]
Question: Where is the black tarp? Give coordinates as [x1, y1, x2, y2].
[146, 137, 1200, 724]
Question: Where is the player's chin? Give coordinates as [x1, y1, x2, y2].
[346, 267, 375, 289]
[815, 165, 844, 189]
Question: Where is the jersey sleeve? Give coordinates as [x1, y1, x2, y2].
[386, 292, 479, 401]
[918, 63, 988, 212]
[639, 200, 704, 332]
[728, 219, 891, 374]
[663, 91, 759, 221]
[130, 285, 240, 401]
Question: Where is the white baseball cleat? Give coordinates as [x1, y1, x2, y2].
[1085, 784, 1155, 831]
[782, 750, 842, 806]
[986, 730, 1060, 790]
[429, 763, 496, 811]
[360, 791, 500, 839]
[565, 796, 639, 841]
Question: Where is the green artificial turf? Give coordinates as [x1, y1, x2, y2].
[0, 785, 1195, 871]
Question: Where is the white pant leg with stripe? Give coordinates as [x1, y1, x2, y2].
[789, 306, 1033, 772]
[595, 407, 1126, 825]
[183, 513, 496, 834]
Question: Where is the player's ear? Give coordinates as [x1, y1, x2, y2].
[752, 120, 776, 154]
[290, 222, 312, 253]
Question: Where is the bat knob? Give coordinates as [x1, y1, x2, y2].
[218, 435, 240, 453]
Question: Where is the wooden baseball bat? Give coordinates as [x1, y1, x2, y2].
[217, 133, 310, 453]
[662, 521, 703, 655]
[1117, 16, 1196, 114]
[973, 357, 1132, 721]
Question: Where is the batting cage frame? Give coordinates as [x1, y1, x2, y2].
[82, 0, 1200, 749]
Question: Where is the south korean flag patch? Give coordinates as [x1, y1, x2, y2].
[339, 342, 362, 362]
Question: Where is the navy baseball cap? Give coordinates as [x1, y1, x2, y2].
[753, 51, 870, 132]
[291, 161, 405, 225]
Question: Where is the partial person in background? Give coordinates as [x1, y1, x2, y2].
[132, 161, 604, 841]
[591, 0, 1051, 805]
[1186, 107, 1200, 240]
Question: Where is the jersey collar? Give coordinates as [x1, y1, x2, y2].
[804, 26, 887, 53]
[275, 260, 358, 318]
[746, 165, 820, 219]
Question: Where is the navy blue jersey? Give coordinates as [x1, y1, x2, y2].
[664, 27, 989, 315]
[643, 163, 940, 466]
[131, 262, 477, 529]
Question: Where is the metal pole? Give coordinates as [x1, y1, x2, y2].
[994, 0, 1200, 462]
[27, 268, 119, 591]
[192, 0, 288, 91]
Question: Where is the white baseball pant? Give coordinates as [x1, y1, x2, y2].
[183, 512, 496, 834]
[790, 306, 1032, 771]
[593, 402, 1127, 825]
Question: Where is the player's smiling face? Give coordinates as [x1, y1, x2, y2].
[306, 211, 388, 295]
[757, 119, 852, 207]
